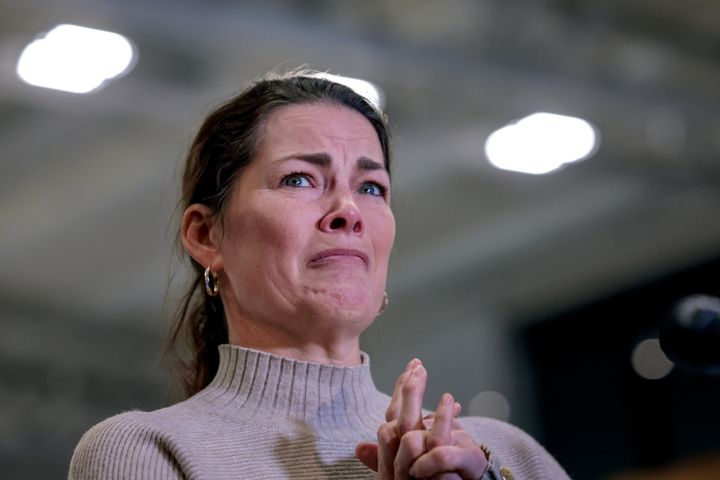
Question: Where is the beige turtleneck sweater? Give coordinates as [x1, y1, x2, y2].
[69, 345, 570, 479]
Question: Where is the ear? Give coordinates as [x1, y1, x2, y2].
[181, 204, 224, 270]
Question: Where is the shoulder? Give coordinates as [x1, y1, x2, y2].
[459, 416, 571, 479]
[69, 411, 183, 480]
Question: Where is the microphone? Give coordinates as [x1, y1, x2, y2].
[659, 294, 720, 374]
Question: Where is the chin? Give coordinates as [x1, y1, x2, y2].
[302, 280, 382, 323]
[312, 292, 375, 322]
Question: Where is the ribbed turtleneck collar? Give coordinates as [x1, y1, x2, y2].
[192, 344, 389, 436]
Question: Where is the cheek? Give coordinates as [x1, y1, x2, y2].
[224, 205, 309, 268]
[372, 209, 396, 261]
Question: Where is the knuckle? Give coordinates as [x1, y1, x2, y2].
[431, 447, 454, 469]
[399, 431, 424, 456]
[402, 378, 418, 395]
[398, 431, 413, 449]
[377, 424, 395, 444]
[435, 408, 450, 421]
[398, 418, 412, 433]
[426, 436, 443, 450]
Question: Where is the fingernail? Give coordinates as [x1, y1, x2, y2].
[405, 358, 420, 372]
[442, 393, 453, 406]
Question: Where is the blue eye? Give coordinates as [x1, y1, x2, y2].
[281, 173, 312, 188]
[359, 181, 385, 196]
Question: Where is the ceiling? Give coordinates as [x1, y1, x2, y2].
[2, 0, 719, 323]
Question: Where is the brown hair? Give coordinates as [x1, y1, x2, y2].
[166, 71, 392, 398]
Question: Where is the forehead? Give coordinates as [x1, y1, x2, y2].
[258, 102, 383, 160]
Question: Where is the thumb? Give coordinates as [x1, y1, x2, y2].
[355, 442, 379, 472]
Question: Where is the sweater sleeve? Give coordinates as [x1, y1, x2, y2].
[69, 413, 184, 480]
[460, 417, 571, 480]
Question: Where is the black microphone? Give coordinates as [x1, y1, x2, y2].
[659, 294, 720, 374]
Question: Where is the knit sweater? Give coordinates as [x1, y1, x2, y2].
[69, 345, 570, 479]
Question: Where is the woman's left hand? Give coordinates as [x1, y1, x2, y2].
[356, 362, 488, 479]
[407, 393, 488, 479]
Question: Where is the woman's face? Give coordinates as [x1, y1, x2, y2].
[215, 102, 395, 341]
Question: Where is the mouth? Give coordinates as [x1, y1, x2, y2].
[309, 249, 369, 267]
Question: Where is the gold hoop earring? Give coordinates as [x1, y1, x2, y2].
[378, 292, 388, 315]
[204, 266, 220, 297]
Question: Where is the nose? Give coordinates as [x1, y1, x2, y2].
[319, 191, 363, 235]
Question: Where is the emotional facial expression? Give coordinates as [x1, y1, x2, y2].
[216, 102, 395, 333]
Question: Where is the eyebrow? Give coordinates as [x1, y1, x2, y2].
[357, 157, 384, 171]
[279, 153, 386, 171]
[284, 153, 331, 167]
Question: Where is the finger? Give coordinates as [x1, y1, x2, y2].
[385, 371, 407, 422]
[425, 423, 479, 449]
[409, 445, 489, 479]
[355, 442, 379, 472]
[422, 417, 464, 431]
[426, 393, 454, 450]
[397, 364, 427, 435]
[392, 430, 426, 480]
[429, 473, 463, 480]
[386, 359, 421, 421]
[450, 429, 477, 447]
[423, 401, 462, 421]
[377, 422, 400, 479]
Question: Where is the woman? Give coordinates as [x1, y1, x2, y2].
[70, 72, 570, 479]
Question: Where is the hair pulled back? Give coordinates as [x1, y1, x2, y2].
[167, 72, 391, 398]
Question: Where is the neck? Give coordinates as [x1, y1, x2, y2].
[228, 314, 364, 366]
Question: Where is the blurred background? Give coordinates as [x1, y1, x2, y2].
[1, 0, 720, 478]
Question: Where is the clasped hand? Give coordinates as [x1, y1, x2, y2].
[356, 359, 489, 479]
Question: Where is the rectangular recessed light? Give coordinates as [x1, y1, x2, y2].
[17, 24, 136, 94]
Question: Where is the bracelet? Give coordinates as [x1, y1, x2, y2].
[479, 443, 492, 477]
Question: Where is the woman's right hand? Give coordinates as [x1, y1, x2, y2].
[379, 358, 428, 478]
[357, 358, 426, 478]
